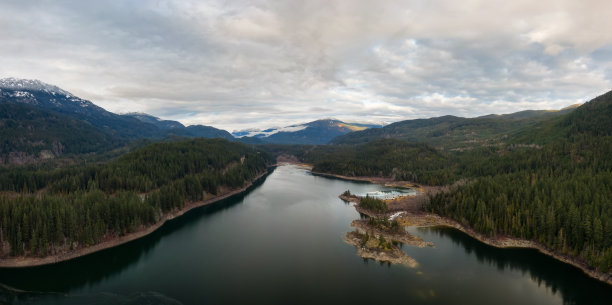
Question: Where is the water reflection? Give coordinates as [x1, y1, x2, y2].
[0, 170, 273, 294]
[0, 166, 610, 305]
[423, 227, 612, 305]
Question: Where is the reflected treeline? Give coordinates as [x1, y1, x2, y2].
[0, 287, 184, 305]
[0, 170, 272, 296]
[423, 227, 612, 305]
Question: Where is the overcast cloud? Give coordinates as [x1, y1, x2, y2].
[1, 0, 611, 131]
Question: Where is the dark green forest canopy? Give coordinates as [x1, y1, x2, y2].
[0, 104, 122, 162]
[279, 90, 612, 273]
[1, 89, 611, 276]
[427, 91, 612, 273]
[330, 106, 578, 150]
[0, 139, 273, 257]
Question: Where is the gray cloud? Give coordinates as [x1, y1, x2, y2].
[1, 0, 611, 131]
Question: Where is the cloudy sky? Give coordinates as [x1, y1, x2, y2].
[1, 0, 611, 131]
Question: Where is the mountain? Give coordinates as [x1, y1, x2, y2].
[0, 78, 160, 139]
[507, 93, 610, 145]
[0, 78, 238, 144]
[233, 119, 382, 145]
[0, 103, 120, 164]
[331, 106, 580, 150]
[123, 112, 185, 129]
[124, 112, 234, 140]
[478, 104, 580, 120]
[168, 125, 234, 140]
[562, 91, 612, 137]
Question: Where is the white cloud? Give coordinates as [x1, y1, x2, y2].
[0, 0, 611, 131]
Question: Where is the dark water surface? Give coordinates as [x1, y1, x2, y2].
[0, 165, 610, 304]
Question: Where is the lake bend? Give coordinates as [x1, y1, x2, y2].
[0, 165, 610, 305]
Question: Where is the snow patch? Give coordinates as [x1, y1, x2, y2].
[0, 77, 71, 96]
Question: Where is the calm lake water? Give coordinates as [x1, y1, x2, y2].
[0, 165, 611, 305]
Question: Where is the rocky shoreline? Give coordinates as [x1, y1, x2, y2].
[395, 211, 612, 285]
[350, 219, 433, 248]
[343, 231, 418, 268]
[332, 173, 612, 286]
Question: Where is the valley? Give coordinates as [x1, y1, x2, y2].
[0, 77, 611, 303]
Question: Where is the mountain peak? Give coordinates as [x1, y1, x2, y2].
[0, 77, 71, 96]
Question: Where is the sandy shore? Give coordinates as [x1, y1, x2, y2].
[0, 170, 270, 268]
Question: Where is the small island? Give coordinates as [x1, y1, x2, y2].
[340, 189, 433, 267]
[343, 230, 418, 268]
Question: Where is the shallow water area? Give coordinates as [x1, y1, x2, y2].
[358, 188, 417, 200]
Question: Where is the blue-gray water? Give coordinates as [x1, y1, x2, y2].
[0, 165, 610, 304]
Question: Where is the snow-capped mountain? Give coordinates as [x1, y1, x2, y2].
[232, 125, 309, 138]
[0, 77, 71, 95]
[0, 78, 167, 139]
[232, 119, 383, 144]
[0, 77, 99, 109]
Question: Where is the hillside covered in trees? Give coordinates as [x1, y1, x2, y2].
[291, 90, 612, 273]
[330, 106, 578, 150]
[0, 139, 272, 258]
[428, 90, 612, 272]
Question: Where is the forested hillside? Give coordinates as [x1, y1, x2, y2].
[290, 91, 612, 273]
[0, 104, 121, 164]
[331, 107, 577, 150]
[0, 79, 242, 164]
[299, 139, 453, 185]
[0, 139, 272, 257]
[428, 91, 612, 272]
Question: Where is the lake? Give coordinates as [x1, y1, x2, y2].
[0, 165, 610, 304]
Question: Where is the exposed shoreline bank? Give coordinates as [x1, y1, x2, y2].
[322, 169, 612, 286]
[400, 211, 612, 285]
[0, 170, 271, 268]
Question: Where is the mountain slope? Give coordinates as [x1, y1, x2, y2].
[0, 78, 160, 139]
[234, 119, 382, 145]
[1, 78, 239, 149]
[124, 112, 234, 140]
[123, 112, 185, 129]
[169, 125, 234, 140]
[509, 91, 611, 145]
[0, 103, 119, 164]
[331, 107, 579, 150]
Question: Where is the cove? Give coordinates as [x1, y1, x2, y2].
[0, 165, 610, 305]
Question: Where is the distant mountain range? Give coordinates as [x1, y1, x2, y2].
[0, 78, 234, 163]
[0, 78, 382, 163]
[233, 120, 383, 145]
[0, 77, 588, 164]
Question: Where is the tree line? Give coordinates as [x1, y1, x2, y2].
[0, 139, 272, 257]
